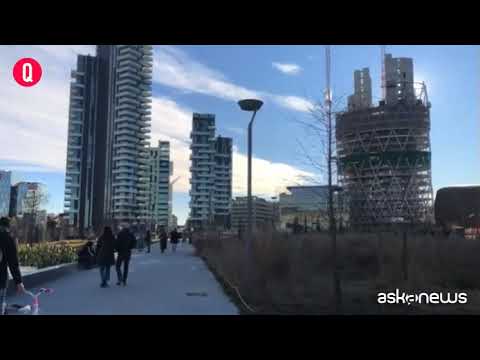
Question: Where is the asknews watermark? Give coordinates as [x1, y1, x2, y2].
[377, 289, 468, 306]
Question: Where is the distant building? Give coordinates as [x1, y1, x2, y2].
[0, 171, 11, 217]
[435, 186, 480, 235]
[148, 140, 172, 230]
[278, 185, 346, 232]
[231, 196, 277, 232]
[9, 182, 42, 217]
[171, 214, 178, 229]
[189, 113, 232, 230]
[347, 68, 372, 111]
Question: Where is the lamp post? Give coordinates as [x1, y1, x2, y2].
[238, 99, 263, 260]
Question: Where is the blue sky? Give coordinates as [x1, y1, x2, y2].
[0, 45, 478, 225]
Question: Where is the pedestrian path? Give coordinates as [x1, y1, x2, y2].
[7, 243, 239, 315]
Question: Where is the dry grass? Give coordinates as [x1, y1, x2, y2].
[194, 230, 480, 314]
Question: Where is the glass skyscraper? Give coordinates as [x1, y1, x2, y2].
[0, 171, 11, 218]
[148, 140, 172, 230]
[64, 45, 153, 235]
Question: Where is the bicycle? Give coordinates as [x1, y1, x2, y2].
[3, 288, 54, 315]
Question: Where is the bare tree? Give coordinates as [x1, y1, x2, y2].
[22, 185, 49, 244]
[292, 47, 347, 312]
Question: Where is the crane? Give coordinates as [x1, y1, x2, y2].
[170, 176, 180, 186]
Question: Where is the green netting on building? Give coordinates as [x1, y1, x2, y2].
[339, 151, 431, 172]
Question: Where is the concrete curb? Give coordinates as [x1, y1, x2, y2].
[7, 262, 79, 296]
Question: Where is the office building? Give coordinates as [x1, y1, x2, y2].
[148, 140, 172, 230]
[171, 214, 178, 229]
[9, 182, 42, 217]
[0, 171, 11, 218]
[189, 113, 232, 230]
[64, 45, 153, 235]
[231, 196, 277, 232]
[278, 185, 330, 231]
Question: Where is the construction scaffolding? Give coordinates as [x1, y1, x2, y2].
[336, 53, 433, 229]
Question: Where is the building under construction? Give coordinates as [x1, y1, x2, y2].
[336, 53, 433, 228]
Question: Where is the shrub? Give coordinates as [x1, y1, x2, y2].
[194, 229, 480, 314]
[18, 242, 78, 269]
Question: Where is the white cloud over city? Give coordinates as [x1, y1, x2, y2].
[0, 45, 95, 172]
[153, 46, 314, 113]
[149, 96, 314, 197]
[272, 62, 302, 75]
[0, 45, 315, 220]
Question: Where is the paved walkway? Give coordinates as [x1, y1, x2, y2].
[7, 243, 238, 315]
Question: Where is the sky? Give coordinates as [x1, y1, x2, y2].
[0, 45, 478, 225]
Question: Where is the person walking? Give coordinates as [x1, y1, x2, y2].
[95, 226, 115, 288]
[0, 217, 25, 315]
[170, 228, 180, 253]
[159, 227, 167, 254]
[145, 230, 151, 254]
[188, 229, 193, 245]
[115, 226, 136, 286]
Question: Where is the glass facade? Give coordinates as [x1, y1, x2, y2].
[148, 141, 171, 229]
[0, 171, 11, 217]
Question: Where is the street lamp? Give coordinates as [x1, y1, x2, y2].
[238, 99, 263, 257]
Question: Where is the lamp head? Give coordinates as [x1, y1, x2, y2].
[238, 99, 263, 112]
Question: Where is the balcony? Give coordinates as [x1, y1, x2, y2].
[190, 131, 211, 136]
[191, 143, 210, 148]
[117, 52, 138, 62]
[117, 109, 140, 118]
[118, 71, 141, 82]
[119, 46, 142, 56]
[115, 129, 137, 137]
[69, 131, 82, 138]
[118, 59, 142, 70]
[116, 102, 138, 111]
[116, 123, 139, 132]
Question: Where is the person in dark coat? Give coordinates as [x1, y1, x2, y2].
[96, 226, 115, 288]
[115, 227, 136, 286]
[170, 228, 180, 252]
[145, 230, 151, 253]
[78, 241, 96, 269]
[188, 229, 193, 245]
[159, 227, 167, 254]
[0, 217, 25, 315]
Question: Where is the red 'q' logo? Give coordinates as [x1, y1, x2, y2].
[13, 58, 42, 87]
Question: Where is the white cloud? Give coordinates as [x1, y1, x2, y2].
[0, 45, 94, 172]
[272, 62, 302, 75]
[31, 45, 96, 61]
[232, 152, 313, 197]
[150, 96, 314, 197]
[271, 95, 314, 113]
[153, 46, 259, 102]
[0, 45, 315, 206]
[153, 46, 314, 113]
